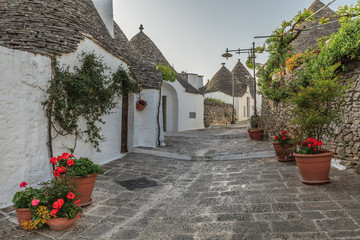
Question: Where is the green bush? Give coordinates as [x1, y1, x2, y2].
[205, 98, 224, 104]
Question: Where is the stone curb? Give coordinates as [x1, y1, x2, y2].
[164, 132, 249, 139]
[133, 148, 276, 161]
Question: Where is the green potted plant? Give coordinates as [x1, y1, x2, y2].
[290, 64, 345, 184]
[272, 130, 294, 162]
[42, 176, 82, 231]
[12, 182, 46, 230]
[51, 152, 104, 207]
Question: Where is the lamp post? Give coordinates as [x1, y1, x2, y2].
[231, 72, 236, 124]
[222, 42, 257, 117]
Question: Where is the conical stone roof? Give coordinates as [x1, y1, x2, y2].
[291, 0, 340, 54]
[231, 60, 254, 97]
[113, 23, 161, 89]
[130, 25, 170, 66]
[203, 62, 253, 98]
[130, 25, 200, 94]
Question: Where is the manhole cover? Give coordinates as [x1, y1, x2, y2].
[116, 177, 161, 191]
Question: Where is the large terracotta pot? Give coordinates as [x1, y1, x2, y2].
[74, 174, 97, 207]
[47, 217, 77, 231]
[14, 208, 32, 230]
[247, 129, 254, 139]
[136, 103, 145, 111]
[251, 129, 264, 141]
[293, 151, 333, 185]
[273, 142, 294, 162]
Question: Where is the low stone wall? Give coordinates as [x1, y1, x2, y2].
[262, 60, 360, 166]
[204, 101, 234, 127]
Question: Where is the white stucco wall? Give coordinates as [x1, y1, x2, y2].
[91, 0, 114, 37]
[131, 89, 162, 148]
[0, 38, 129, 207]
[162, 81, 204, 132]
[0, 46, 52, 208]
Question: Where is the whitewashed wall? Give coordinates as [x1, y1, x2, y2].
[0, 38, 129, 207]
[0, 46, 52, 208]
[163, 81, 204, 132]
[161, 83, 179, 132]
[91, 0, 114, 37]
[130, 89, 163, 149]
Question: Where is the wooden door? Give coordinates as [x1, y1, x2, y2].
[121, 94, 128, 153]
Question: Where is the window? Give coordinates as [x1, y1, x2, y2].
[189, 112, 196, 119]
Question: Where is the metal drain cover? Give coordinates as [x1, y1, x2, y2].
[117, 177, 160, 191]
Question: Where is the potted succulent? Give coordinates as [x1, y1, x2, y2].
[42, 176, 82, 231]
[136, 99, 146, 111]
[12, 181, 46, 230]
[272, 130, 294, 162]
[51, 153, 104, 207]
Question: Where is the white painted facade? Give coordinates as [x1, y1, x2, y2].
[161, 81, 204, 133]
[186, 73, 204, 90]
[204, 86, 254, 121]
[0, 37, 161, 207]
[91, 0, 114, 37]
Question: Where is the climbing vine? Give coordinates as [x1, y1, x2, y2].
[43, 53, 140, 153]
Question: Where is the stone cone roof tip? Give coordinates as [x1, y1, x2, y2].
[291, 0, 340, 54]
[130, 24, 171, 67]
[231, 60, 254, 97]
[130, 24, 200, 94]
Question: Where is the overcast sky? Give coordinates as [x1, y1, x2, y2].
[114, 0, 357, 83]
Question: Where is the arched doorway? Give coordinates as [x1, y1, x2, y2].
[161, 83, 179, 132]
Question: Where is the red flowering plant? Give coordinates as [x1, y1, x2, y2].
[12, 181, 50, 230]
[298, 138, 323, 154]
[137, 99, 146, 106]
[274, 130, 292, 146]
[51, 152, 104, 178]
[41, 175, 82, 220]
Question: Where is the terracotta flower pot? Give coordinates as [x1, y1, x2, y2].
[47, 217, 78, 231]
[293, 151, 333, 185]
[75, 174, 97, 207]
[247, 129, 254, 139]
[251, 129, 264, 141]
[136, 103, 145, 111]
[273, 142, 294, 162]
[14, 208, 32, 230]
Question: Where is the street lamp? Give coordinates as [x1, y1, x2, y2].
[222, 42, 257, 117]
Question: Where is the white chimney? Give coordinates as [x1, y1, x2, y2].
[92, 0, 114, 37]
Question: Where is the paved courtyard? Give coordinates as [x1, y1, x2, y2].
[1, 128, 360, 239]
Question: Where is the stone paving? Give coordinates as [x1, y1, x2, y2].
[1, 128, 360, 239]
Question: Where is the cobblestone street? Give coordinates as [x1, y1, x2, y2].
[1, 128, 360, 239]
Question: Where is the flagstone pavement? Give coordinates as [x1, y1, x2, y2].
[1, 127, 360, 240]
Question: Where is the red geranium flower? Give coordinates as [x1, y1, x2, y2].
[67, 192, 75, 200]
[69, 154, 74, 158]
[282, 137, 286, 140]
[74, 199, 81, 206]
[50, 157, 57, 165]
[50, 209, 58, 217]
[57, 199, 64, 208]
[282, 130, 287, 135]
[275, 136, 279, 140]
[67, 159, 74, 167]
[20, 182, 28, 188]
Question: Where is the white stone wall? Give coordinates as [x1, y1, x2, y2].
[131, 89, 162, 148]
[0, 38, 129, 207]
[0, 46, 52, 208]
[91, 0, 114, 37]
[162, 81, 204, 132]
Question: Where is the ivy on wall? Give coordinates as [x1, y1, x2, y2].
[43, 53, 140, 154]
